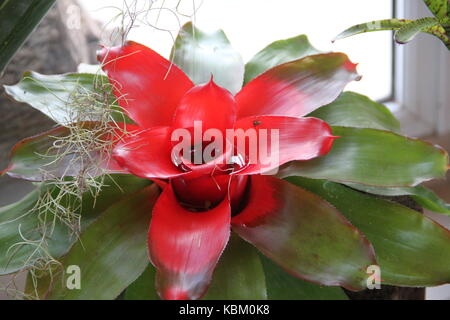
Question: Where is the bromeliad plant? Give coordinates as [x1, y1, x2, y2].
[1, 21, 450, 300]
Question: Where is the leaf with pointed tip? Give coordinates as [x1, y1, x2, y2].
[244, 34, 321, 84]
[3, 71, 128, 125]
[308, 92, 400, 133]
[345, 183, 450, 216]
[237, 53, 360, 119]
[0, 174, 150, 276]
[334, 19, 410, 41]
[171, 22, 244, 94]
[231, 175, 376, 291]
[203, 234, 267, 300]
[0, 0, 56, 72]
[335, 17, 450, 49]
[259, 254, 348, 300]
[279, 127, 449, 187]
[42, 185, 159, 300]
[394, 17, 441, 44]
[289, 177, 450, 286]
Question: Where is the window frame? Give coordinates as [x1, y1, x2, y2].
[392, 0, 450, 137]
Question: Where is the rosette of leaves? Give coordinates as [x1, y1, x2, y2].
[0, 22, 449, 300]
[335, 0, 450, 49]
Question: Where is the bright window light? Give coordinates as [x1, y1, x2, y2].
[79, 0, 393, 101]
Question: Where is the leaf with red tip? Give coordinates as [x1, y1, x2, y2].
[148, 184, 231, 300]
[236, 53, 360, 119]
[98, 41, 194, 128]
[173, 79, 237, 133]
[113, 126, 186, 180]
[231, 175, 376, 291]
[2, 122, 136, 181]
[231, 116, 336, 175]
[0, 174, 151, 277]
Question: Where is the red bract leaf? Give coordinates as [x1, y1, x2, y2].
[97, 41, 194, 128]
[173, 78, 237, 133]
[236, 53, 360, 119]
[232, 175, 376, 291]
[231, 116, 336, 175]
[113, 126, 185, 179]
[148, 183, 231, 300]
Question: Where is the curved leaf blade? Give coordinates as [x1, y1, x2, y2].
[0, 174, 150, 276]
[231, 175, 376, 291]
[334, 19, 410, 41]
[279, 127, 449, 187]
[43, 184, 159, 299]
[395, 17, 441, 44]
[308, 92, 401, 133]
[203, 234, 267, 300]
[289, 177, 450, 287]
[0, 0, 55, 72]
[237, 53, 360, 119]
[244, 34, 321, 84]
[171, 22, 244, 94]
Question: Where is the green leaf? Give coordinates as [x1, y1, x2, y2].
[41, 184, 159, 299]
[237, 53, 361, 119]
[244, 34, 321, 85]
[334, 19, 410, 41]
[279, 127, 449, 187]
[335, 17, 450, 49]
[0, 174, 150, 275]
[3, 71, 127, 125]
[0, 0, 55, 72]
[423, 0, 449, 19]
[289, 177, 450, 286]
[171, 22, 244, 94]
[345, 183, 450, 216]
[308, 92, 401, 133]
[123, 264, 159, 300]
[260, 254, 348, 300]
[203, 234, 267, 300]
[2, 123, 125, 182]
[394, 17, 442, 44]
[232, 176, 376, 291]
